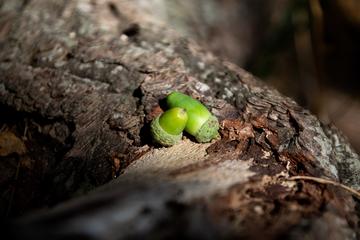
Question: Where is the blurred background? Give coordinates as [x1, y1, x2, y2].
[136, 0, 360, 153]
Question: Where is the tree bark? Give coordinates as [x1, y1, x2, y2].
[0, 0, 359, 239]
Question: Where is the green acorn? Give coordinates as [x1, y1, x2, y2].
[150, 107, 188, 146]
[166, 91, 219, 143]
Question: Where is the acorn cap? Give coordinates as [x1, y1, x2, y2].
[194, 114, 219, 143]
[150, 107, 188, 147]
[150, 116, 183, 146]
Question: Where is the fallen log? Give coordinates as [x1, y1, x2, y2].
[0, 0, 359, 239]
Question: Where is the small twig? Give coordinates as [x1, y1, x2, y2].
[288, 176, 360, 199]
[22, 119, 28, 141]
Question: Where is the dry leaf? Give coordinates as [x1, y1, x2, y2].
[0, 131, 26, 157]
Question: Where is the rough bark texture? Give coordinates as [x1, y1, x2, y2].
[1, 1, 360, 239]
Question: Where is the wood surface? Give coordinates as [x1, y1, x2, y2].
[0, 1, 359, 239]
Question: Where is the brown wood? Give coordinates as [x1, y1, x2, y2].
[0, 1, 359, 239]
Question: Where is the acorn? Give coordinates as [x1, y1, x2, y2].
[150, 107, 188, 146]
[166, 91, 219, 143]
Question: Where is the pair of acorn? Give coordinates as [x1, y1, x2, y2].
[151, 92, 219, 146]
